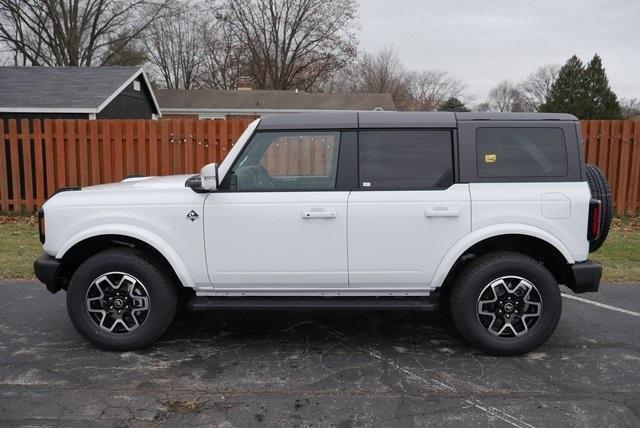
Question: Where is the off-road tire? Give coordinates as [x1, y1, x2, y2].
[450, 251, 562, 356]
[585, 163, 612, 252]
[66, 248, 177, 350]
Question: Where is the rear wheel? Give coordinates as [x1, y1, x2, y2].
[66, 248, 177, 350]
[450, 251, 561, 356]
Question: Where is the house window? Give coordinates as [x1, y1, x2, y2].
[133, 80, 141, 91]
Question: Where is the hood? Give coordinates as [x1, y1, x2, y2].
[82, 174, 194, 191]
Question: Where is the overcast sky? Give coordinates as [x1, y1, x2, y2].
[358, 0, 639, 104]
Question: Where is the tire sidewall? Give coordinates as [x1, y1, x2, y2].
[453, 255, 561, 355]
[67, 250, 176, 350]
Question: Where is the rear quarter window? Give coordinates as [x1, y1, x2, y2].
[476, 127, 568, 178]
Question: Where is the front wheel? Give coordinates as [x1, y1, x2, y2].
[66, 248, 177, 350]
[450, 251, 562, 356]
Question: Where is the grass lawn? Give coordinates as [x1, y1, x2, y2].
[0, 215, 41, 280]
[590, 217, 640, 283]
[0, 214, 639, 283]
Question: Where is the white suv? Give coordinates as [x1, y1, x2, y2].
[34, 112, 611, 355]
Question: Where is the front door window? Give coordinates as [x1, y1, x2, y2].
[226, 131, 340, 191]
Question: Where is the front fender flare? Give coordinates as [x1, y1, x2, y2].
[56, 224, 195, 289]
[428, 223, 575, 292]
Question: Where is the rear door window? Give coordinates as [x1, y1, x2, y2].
[476, 128, 568, 178]
[358, 130, 454, 190]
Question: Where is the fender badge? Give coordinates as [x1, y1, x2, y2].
[186, 210, 199, 221]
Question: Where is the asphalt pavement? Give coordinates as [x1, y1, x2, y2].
[0, 281, 639, 427]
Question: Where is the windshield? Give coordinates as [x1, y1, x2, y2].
[216, 118, 261, 183]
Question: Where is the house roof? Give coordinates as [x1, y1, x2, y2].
[156, 89, 396, 112]
[0, 66, 160, 114]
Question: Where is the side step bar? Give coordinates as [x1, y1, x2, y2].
[189, 297, 439, 311]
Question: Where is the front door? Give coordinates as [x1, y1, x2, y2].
[348, 129, 471, 289]
[204, 130, 349, 290]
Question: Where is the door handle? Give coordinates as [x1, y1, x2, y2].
[302, 210, 337, 219]
[424, 208, 460, 218]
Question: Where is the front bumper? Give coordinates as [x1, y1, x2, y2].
[33, 253, 63, 294]
[566, 260, 602, 293]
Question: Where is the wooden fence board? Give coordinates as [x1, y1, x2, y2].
[112, 121, 124, 181]
[160, 120, 170, 175]
[0, 120, 8, 211]
[123, 120, 134, 176]
[54, 120, 66, 189]
[586, 120, 598, 164]
[148, 120, 158, 176]
[89, 121, 100, 185]
[597, 121, 611, 175]
[136, 120, 147, 175]
[33, 120, 45, 209]
[77, 120, 89, 187]
[609, 121, 624, 209]
[195, 119, 205, 170]
[44, 120, 55, 197]
[629, 122, 640, 214]
[65, 120, 78, 187]
[183, 119, 194, 173]
[20, 119, 33, 210]
[8, 120, 21, 211]
[101, 120, 112, 183]
[617, 121, 633, 213]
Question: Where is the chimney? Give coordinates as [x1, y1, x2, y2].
[236, 76, 253, 91]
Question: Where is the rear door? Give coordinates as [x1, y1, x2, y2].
[347, 129, 471, 290]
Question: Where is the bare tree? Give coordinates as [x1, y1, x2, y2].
[198, 16, 245, 89]
[218, 0, 358, 90]
[144, 3, 206, 89]
[407, 69, 466, 111]
[350, 48, 412, 109]
[488, 80, 526, 112]
[0, 0, 171, 66]
[620, 98, 640, 118]
[473, 102, 492, 112]
[519, 64, 560, 111]
[102, 31, 147, 66]
[333, 47, 468, 111]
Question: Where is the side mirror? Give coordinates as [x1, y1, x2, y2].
[200, 163, 219, 191]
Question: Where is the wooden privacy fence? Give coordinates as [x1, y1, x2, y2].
[0, 118, 253, 212]
[1, 118, 640, 214]
[581, 120, 640, 215]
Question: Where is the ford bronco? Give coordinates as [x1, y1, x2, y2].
[34, 112, 611, 355]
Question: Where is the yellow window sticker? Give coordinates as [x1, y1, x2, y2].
[484, 154, 496, 163]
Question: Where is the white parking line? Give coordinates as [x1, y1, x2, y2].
[561, 293, 640, 317]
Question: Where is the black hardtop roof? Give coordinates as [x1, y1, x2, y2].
[256, 111, 578, 130]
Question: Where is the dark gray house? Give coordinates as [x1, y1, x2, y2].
[157, 88, 396, 119]
[0, 66, 161, 124]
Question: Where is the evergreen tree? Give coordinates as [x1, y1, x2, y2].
[540, 54, 622, 119]
[584, 54, 622, 119]
[540, 55, 587, 116]
[438, 97, 470, 112]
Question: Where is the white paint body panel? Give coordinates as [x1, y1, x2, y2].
[347, 184, 471, 289]
[469, 182, 590, 263]
[203, 192, 349, 288]
[42, 174, 210, 291]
